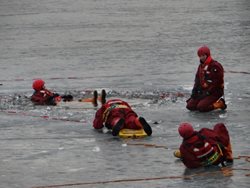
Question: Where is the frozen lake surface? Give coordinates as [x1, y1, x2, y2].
[0, 0, 250, 187]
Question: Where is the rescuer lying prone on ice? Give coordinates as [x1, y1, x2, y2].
[92, 90, 152, 136]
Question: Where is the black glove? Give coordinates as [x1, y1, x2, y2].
[61, 95, 73, 102]
[48, 96, 57, 106]
[53, 93, 60, 97]
[191, 86, 204, 99]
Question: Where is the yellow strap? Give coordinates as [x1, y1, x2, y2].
[202, 144, 223, 166]
[217, 144, 224, 156]
[102, 104, 129, 123]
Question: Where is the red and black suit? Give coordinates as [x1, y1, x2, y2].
[93, 99, 141, 130]
[179, 123, 233, 169]
[186, 56, 224, 112]
[31, 89, 61, 105]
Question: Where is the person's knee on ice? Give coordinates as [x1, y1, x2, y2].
[196, 96, 219, 112]
[186, 98, 199, 111]
[197, 103, 213, 112]
[186, 102, 197, 111]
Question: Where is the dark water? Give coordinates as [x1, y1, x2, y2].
[0, 0, 250, 187]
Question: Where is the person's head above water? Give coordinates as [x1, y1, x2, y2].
[32, 79, 45, 91]
[178, 122, 194, 139]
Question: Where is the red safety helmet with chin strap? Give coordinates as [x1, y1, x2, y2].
[32, 79, 45, 91]
[178, 122, 194, 139]
[197, 46, 211, 57]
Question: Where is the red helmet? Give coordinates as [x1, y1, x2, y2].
[178, 122, 194, 139]
[32, 79, 45, 91]
[197, 45, 210, 57]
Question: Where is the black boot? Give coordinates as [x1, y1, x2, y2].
[101, 89, 106, 105]
[112, 118, 125, 136]
[220, 98, 227, 110]
[138, 117, 152, 136]
[92, 90, 98, 107]
[62, 95, 73, 102]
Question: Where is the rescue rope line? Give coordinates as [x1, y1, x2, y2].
[32, 175, 188, 188]
[235, 155, 250, 163]
[225, 71, 250, 75]
[126, 143, 250, 164]
[32, 167, 250, 188]
[125, 143, 250, 164]
[125, 142, 175, 149]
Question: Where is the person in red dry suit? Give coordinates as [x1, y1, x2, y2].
[92, 90, 152, 136]
[186, 45, 227, 112]
[175, 122, 233, 169]
[31, 79, 73, 105]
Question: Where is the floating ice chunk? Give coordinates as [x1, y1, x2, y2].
[68, 168, 84, 172]
[194, 124, 200, 128]
[37, 150, 48, 154]
[93, 146, 100, 152]
[219, 114, 227, 118]
[67, 112, 73, 116]
[182, 85, 193, 91]
[103, 128, 109, 133]
[121, 143, 127, 147]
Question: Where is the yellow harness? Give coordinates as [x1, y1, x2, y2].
[202, 144, 224, 166]
[102, 104, 129, 123]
